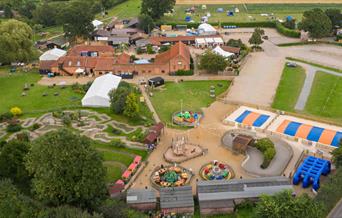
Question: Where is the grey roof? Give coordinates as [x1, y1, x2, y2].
[111, 28, 141, 36]
[126, 189, 157, 204]
[47, 36, 68, 46]
[108, 37, 130, 44]
[136, 39, 151, 47]
[197, 176, 293, 202]
[160, 186, 194, 209]
[199, 200, 235, 209]
[126, 18, 139, 27]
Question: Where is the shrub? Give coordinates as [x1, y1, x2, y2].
[6, 123, 22, 133]
[0, 112, 13, 123]
[174, 70, 194, 76]
[253, 138, 276, 169]
[30, 123, 41, 131]
[111, 127, 122, 135]
[10, 107, 23, 116]
[61, 114, 72, 126]
[127, 128, 147, 143]
[16, 131, 30, 142]
[275, 22, 300, 38]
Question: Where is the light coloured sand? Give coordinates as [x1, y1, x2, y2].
[130, 102, 252, 193]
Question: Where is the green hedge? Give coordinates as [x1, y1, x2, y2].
[175, 70, 194, 76]
[253, 138, 276, 169]
[275, 22, 300, 38]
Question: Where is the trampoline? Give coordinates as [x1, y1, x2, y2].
[234, 110, 270, 127]
[277, 120, 342, 147]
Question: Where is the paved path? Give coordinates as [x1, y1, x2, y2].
[328, 198, 342, 218]
[140, 85, 161, 123]
[294, 62, 342, 110]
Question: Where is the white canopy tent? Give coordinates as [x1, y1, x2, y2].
[198, 23, 217, 35]
[92, 19, 104, 30]
[212, 46, 234, 58]
[39, 48, 66, 61]
[195, 38, 206, 47]
[82, 74, 122, 107]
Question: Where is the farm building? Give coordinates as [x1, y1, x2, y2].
[197, 176, 293, 215]
[160, 186, 194, 215]
[81, 74, 122, 107]
[126, 188, 157, 211]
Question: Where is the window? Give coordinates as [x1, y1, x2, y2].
[99, 72, 103, 75]
[68, 61, 72, 66]
[76, 61, 80, 66]
[161, 70, 165, 73]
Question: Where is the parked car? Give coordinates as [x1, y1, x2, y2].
[286, 62, 297, 67]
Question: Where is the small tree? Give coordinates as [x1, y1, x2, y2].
[299, 8, 332, 39]
[10, 107, 22, 116]
[141, 0, 175, 19]
[198, 51, 228, 74]
[249, 30, 263, 48]
[138, 14, 155, 34]
[124, 93, 139, 118]
[332, 141, 342, 168]
[109, 86, 130, 114]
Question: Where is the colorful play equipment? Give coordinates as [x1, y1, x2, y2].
[172, 110, 202, 127]
[292, 156, 331, 191]
[276, 120, 342, 147]
[151, 165, 192, 188]
[200, 161, 235, 181]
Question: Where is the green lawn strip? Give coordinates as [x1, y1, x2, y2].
[104, 162, 124, 183]
[0, 71, 83, 114]
[97, 0, 141, 21]
[92, 141, 148, 160]
[150, 80, 230, 124]
[272, 64, 306, 112]
[304, 72, 342, 123]
[286, 57, 342, 74]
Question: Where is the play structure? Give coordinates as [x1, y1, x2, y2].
[200, 160, 235, 180]
[164, 135, 204, 163]
[151, 165, 192, 188]
[173, 111, 202, 127]
[292, 156, 331, 191]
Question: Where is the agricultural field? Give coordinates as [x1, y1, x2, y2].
[150, 80, 230, 124]
[161, 3, 342, 23]
[305, 72, 342, 123]
[92, 141, 148, 183]
[272, 64, 306, 112]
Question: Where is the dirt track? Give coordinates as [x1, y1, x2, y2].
[176, 0, 342, 4]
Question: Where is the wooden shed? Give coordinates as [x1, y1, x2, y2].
[126, 188, 157, 211]
[160, 186, 194, 215]
[232, 135, 254, 154]
[197, 177, 293, 216]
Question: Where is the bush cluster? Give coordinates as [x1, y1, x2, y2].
[275, 22, 300, 38]
[174, 70, 194, 76]
[6, 123, 22, 133]
[0, 112, 13, 123]
[253, 138, 276, 169]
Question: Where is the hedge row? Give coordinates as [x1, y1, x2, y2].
[275, 22, 300, 38]
[174, 70, 194, 76]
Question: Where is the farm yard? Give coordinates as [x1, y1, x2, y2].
[149, 80, 230, 124]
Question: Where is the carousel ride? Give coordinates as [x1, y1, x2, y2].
[172, 111, 202, 127]
[164, 135, 205, 163]
[151, 165, 192, 188]
[200, 160, 235, 181]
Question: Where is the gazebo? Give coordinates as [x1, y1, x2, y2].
[232, 135, 254, 154]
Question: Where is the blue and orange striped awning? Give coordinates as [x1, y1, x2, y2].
[235, 110, 270, 127]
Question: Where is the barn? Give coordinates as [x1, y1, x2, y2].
[160, 186, 194, 215]
[126, 188, 157, 211]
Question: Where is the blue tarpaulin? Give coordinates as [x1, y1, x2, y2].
[284, 122, 301, 136]
[331, 132, 342, 147]
[253, 115, 270, 127]
[235, 110, 251, 123]
[307, 127, 324, 142]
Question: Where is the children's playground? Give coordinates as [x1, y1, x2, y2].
[173, 111, 202, 127]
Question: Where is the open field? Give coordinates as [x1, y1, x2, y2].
[305, 72, 342, 123]
[97, 0, 141, 20]
[162, 3, 342, 23]
[150, 80, 230, 124]
[176, 0, 342, 4]
[272, 65, 306, 112]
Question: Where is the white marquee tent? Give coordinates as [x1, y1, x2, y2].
[197, 23, 217, 35]
[212, 46, 234, 58]
[82, 74, 122, 107]
[39, 48, 66, 61]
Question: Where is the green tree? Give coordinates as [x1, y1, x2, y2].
[57, 0, 95, 39]
[33, 3, 58, 27]
[38, 205, 103, 218]
[138, 14, 155, 34]
[98, 199, 147, 218]
[325, 9, 342, 29]
[255, 27, 265, 36]
[198, 51, 228, 74]
[3, 4, 13, 18]
[256, 190, 324, 218]
[109, 84, 131, 114]
[283, 19, 296, 29]
[299, 8, 332, 38]
[0, 140, 31, 193]
[141, 0, 175, 19]
[248, 30, 263, 48]
[0, 19, 34, 64]
[0, 179, 40, 218]
[332, 141, 342, 168]
[124, 93, 139, 118]
[25, 129, 107, 209]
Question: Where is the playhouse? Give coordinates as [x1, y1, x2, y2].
[292, 156, 331, 191]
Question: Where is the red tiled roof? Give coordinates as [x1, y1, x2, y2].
[68, 44, 114, 56]
[144, 132, 158, 144]
[95, 57, 115, 71]
[221, 46, 241, 54]
[155, 42, 190, 64]
[39, 60, 58, 69]
[115, 53, 130, 64]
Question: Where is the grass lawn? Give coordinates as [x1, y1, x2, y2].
[272, 64, 306, 112]
[304, 72, 342, 123]
[160, 3, 342, 23]
[0, 70, 82, 116]
[104, 162, 124, 182]
[150, 80, 230, 124]
[96, 0, 141, 21]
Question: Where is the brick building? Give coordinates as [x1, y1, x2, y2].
[40, 42, 191, 76]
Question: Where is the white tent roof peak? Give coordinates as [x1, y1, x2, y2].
[92, 19, 104, 27]
[198, 23, 216, 32]
[82, 74, 122, 107]
[39, 48, 66, 61]
[212, 46, 234, 58]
